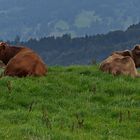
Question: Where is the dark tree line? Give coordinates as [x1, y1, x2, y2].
[5, 23, 140, 65]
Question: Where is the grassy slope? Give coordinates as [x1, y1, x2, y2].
[0, 66, 140, 140]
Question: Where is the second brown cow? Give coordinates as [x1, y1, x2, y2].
[100, 48, 140, 77]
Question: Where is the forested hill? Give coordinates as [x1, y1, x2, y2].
[8, 23, 140, 65]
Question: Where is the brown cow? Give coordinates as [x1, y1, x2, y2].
[0, 42, 47, 77]
[110, 44, 140, 68]
[100, 51, 139, 77]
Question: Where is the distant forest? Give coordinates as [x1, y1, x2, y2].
[5, 23, 140, 65]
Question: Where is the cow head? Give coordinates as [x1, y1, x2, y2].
[0, 42, 7, 51]
[0, 42, 10, 64]
[131, 44, 140, 67]
[0, 42, 7, 58]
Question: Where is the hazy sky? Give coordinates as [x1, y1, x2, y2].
[0, 0, 140, 40]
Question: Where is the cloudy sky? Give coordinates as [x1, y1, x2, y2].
[0, 0, 140, 40]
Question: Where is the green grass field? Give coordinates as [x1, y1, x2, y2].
[0, 65, 140, 140]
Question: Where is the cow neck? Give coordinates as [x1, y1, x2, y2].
[130, 52, 138, 67]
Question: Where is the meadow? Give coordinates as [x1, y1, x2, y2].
[0, 65, 139, 140]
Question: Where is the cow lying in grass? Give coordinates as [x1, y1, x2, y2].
[100, 45, 140, 77]
[0, 42, 47, 77]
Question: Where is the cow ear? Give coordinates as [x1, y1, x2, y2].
[0, 42, 7, 50]
[134, 45, 140, 49]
